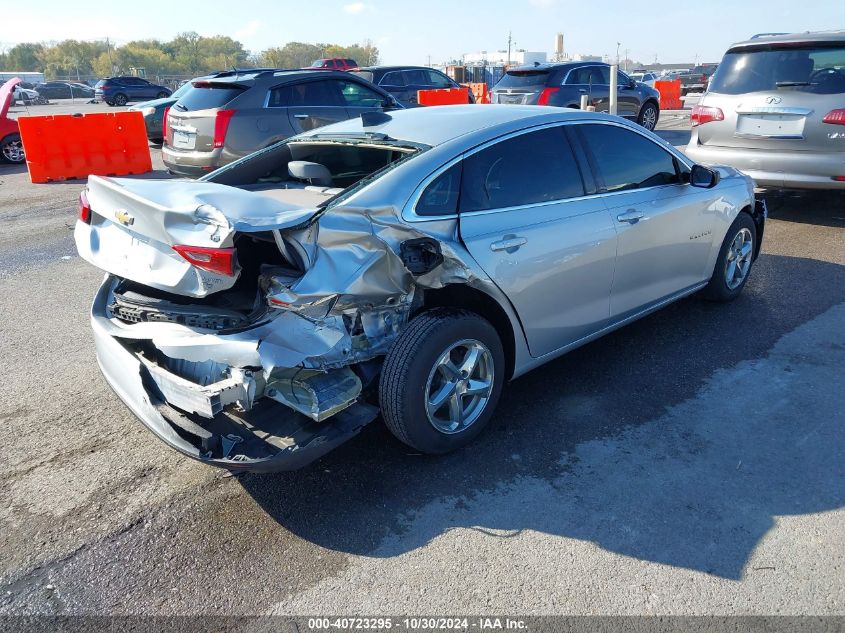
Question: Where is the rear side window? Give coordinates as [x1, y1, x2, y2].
[566, 66, 609, 85]
[351, 71, 375, 83]
[379, 71, 407, 87]
[578, 124, 679, 192]
[269, 80, 343, 107]
[497, 70, 550, 89]
[175, 84, 245, 111]
[460, 126, 585, 212]
[709, 45, 845, 95]
[404, 69, 429, 85]
[417, 163, 462, 216]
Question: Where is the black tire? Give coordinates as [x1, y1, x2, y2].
[0, 134, 25, 164]
[637, 101, 659, 130]
[702, 213, 757, 302]
[156, 91, 169, 99]
[379, 308, 505, 454]
[113, 93, 128, 106]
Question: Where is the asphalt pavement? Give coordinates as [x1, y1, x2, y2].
[0, 110, 843, 616]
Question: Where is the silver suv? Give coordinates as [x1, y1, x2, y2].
[686, 31, 845, 190]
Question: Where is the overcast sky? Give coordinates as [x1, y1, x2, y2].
[4, 0, 842, 65]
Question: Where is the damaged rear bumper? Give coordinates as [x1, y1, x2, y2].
[90, 277, 378, 472]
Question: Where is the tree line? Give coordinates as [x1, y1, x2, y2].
[0, 33, 380, 80]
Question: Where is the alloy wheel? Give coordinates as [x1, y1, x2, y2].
[425, 339, 495, 434]
[725, 228, 753, 290]
[641, 106, 658, 130]
[2, 139, 24, 163]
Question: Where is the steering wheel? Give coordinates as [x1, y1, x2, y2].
[809, 67, 845, 84]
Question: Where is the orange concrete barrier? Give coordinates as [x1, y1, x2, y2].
[461, 82, 490, 104]
[655, 79, 683, 111]
[18, 111, 152, 183]
[417, 87, 471, 106]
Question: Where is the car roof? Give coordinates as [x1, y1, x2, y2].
[729, 29, 845, 51]
[507, 61, 602, 73]
[201, 69, 356, 85]
[298, 104, 617, 147]
[356, 66, 438, 73]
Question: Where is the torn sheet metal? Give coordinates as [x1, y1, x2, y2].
[266, 367, 362, 422]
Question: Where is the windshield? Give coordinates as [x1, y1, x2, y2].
[496, 70, 549, 89]
[710, 45, 845, 95]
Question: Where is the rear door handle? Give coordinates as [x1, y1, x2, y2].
[490, 236, 527, 252]
[293, 114, 309, 119]
[617, 209, 644, 224]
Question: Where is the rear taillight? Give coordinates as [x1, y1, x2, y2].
[173, 245, 236, 276]
[162, 106, 170, 139]
[78, 190, 91, 224]
[832, 176, 845, 182]
[691, 105, 724, 127]
[213, 109, 235, 148]
[100, 84, 110, 90]
[822, 109, 845, 125]
[537, 87, 560, 106]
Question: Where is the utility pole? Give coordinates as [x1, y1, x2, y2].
[624, 48, 629, 71]
[616, 42, 621, 66]
[507, 31, 512, 67]
[427, 55, 431, 68]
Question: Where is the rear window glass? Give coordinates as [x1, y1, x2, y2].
[496, 71, 550, 88]
[174, 84, 245, 111]
[351, 71, 374, 83]
[710, 45, 845, 95]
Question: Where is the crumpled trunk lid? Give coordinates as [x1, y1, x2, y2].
[74, 175, 320, 298]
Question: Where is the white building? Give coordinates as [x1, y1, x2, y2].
[463, 50, 547, 66]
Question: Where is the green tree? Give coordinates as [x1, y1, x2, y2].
[3, 43, 45, 71]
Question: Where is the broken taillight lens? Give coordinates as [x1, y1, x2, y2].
[172, 245, 236, 276]
[78, 190, 91, 224]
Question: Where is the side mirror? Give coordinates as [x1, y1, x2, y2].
[629, 79, 637, 89]
[690, 164, 720, 188]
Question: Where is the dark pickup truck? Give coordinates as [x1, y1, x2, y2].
[679, 64, 718, 95]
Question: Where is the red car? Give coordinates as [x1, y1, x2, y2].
[307, 58, 359, 71]
[0, 78, 25, 164]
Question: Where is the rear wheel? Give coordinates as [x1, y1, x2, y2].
[113, 93, 128, 107]
[379, 309, 505, 454]
[702, 213, 757, 302]
[0, 134, 25, 164]
[637, 102, 659, 130]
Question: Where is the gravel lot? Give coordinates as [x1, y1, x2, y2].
[0, 102, 843, 616]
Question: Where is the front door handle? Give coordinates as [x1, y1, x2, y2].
[490, 236, 527, 253]
[617, 209, 644, 224]
[293, 114, 309, 119]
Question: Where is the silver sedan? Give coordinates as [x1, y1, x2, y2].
[74, 105, 764, 471]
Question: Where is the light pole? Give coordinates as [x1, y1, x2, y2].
[616, 42, 621, 66]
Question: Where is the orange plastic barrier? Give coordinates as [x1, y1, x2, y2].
[461, 82, 490, 104]
[655, 79, 683, 111]
[417, 87, 471, 106]
[18, 111, 152, 183]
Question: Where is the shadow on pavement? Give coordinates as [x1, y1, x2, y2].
[763, 190, 845, 228]
[239, 253, 845, 579]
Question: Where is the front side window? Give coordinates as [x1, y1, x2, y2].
[337, 80, 385, 107]
[460, 126, 585, 212]
[417, 162, 462, 216]
[428, 70, 453, 88]
[578, 124, 679, 192]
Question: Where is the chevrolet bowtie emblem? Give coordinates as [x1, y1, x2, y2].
[114, 209, 135, 226]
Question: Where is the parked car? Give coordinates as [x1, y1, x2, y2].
[0, 79, 24, 163]
[12, 85, 42, 104]
[309, 58, 358, 71]
[490, 62, 661, 130]
[162, 69, 401, 177]
[130, 79, 204, 143]
[630, 71, 658, 87]
[351, 65, 474, 106]
[686, 30, 845, 190]
[33, 81, 94, 100]
[94, 76, 171, 107]
[73, 104, 763, 471]
[678, 64, 719, 95]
